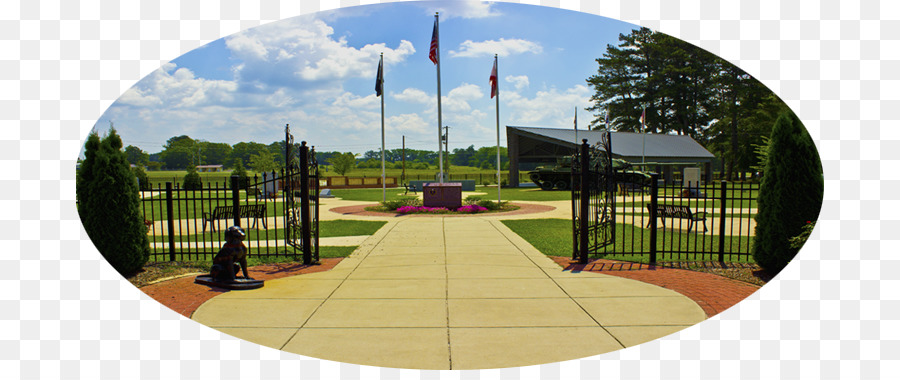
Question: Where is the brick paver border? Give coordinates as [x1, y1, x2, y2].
[139, 258, 343, 318]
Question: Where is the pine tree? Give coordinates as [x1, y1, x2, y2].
[183, 165, 202, 190]
[78, 127, 151, 276]
[752, 112, 823, 274]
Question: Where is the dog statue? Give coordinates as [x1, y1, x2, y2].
[209, 226, 249, 282]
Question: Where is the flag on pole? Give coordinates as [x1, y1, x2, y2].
[429, 18, 439, 65]
[574, 107, 577, 130]
[489, 58, 498, 98]
[640, 107, 646, 127]
[375, 55, 384, 97]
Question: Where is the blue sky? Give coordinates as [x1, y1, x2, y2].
[96, 1, 637, 155]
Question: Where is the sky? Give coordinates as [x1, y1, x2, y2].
[95, 1, 638, 156]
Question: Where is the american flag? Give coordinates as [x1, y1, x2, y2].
[429, 17, 439, 65]
[489, 57, 498, 98]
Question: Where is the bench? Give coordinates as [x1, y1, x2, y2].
[646, 204, 708, 233]
[202, 204, 267, 233]
[403, 183, 417, 195]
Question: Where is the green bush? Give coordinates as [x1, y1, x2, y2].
[182, 166, 202, 190]
[381, 196, 423, 211]
[464, 195, 482, 205]
[77, 128, 150, 276]
[476, 199, 503, 211]
[132, 166, 151, 191]
[230, 159, 250, 189]
[751, 111, 823, 275]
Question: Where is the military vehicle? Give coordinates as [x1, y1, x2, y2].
[528, 154, 652, 191]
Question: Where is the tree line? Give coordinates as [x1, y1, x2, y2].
[586, 27, 791, 179]
[123, 135, 509, 175]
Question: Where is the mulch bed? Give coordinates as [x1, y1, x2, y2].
[549, 256, 762, 318]
[328, 202, 555, 217]
[139, 258, 343, 319]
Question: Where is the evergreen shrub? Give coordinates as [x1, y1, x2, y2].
[751, 112, 823, 275]
[77, 128, 150, 276]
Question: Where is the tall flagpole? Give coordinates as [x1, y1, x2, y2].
[574, 106, 578, 140]
[431, 12, 444, 183]
[492, 54, 501, 203]
[641, 107, 646, 164]
[379, 53, 386, 202]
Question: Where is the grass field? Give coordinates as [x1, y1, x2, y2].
[144, 165, 507, 188]
[330, 186, 573, 202]
[153, 220, 386, 240]
[502, 218, 755, 263]
[146, 245, 358, 263]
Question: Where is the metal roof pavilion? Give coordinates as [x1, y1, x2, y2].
[508, 126, 714, 159]
[506, 126, 716, 187]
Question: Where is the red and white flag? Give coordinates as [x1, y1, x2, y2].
[489, 57, 498, 98]
[640, 108, 646, 127]
[429, 18, 439, 65]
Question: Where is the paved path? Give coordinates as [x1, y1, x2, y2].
[191, 217, 706, 370]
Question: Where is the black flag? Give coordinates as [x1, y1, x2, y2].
[375, 56, 384, 97]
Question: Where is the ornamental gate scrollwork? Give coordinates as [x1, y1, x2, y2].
[571, 131, 616, 264]
[284, 124, 320, 264]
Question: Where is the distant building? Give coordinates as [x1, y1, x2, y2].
[506, 126, 716, 187]
[196, 165, 224, 172]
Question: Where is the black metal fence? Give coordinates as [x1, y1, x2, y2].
[572, 136, 616, 264]
[576, 175, 759, 264]
[140, 171, 318, 262]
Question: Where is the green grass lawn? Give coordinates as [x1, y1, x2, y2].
[330, 185, 573, 202]
[140, 196, 290, 222]
[501, 218, 755, 263]
[153, 220, 387, 240]
[144, 166, 507, 187]
[147, 245, 358, 264]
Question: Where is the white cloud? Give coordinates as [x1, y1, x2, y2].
[122, 63, 238, 109]
[392, 88, 431, 104]
[387, 113, 429, 133]
[332, 92, 379, 110]
[505, 75, 529, 91]
[419, 1, 500, 19]
[449, 38, 542, 58]
[225, 17, 415, 88]
[443, 83, 484, 113]
[504, 85, 593, 127]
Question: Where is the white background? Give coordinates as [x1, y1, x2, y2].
[1, 0, 894, 378]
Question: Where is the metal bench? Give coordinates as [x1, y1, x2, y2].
[202, 204, 267, 233]
[646, 204, 708, 233]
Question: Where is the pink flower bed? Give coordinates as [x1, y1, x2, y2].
[395, 205, 488, 214]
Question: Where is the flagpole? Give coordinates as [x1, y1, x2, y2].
[574, 106, 578, 142]
[641, 107, 646, 164]
[494, 54, 501, 204]
[379, 53, 386, 203]
[433, 12, 444, 183]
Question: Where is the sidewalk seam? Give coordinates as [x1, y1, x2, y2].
[485, 218, 628, 349]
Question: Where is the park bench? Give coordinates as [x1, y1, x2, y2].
[202, 204, 267, 233]
[403, 183, 417, 195]
[646, 204, 708, 233]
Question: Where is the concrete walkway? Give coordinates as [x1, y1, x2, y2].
[192, 217, 706, 370]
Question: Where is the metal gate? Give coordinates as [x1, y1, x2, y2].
[283, 124, 320, 265]
[571, 132, 616, 264]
